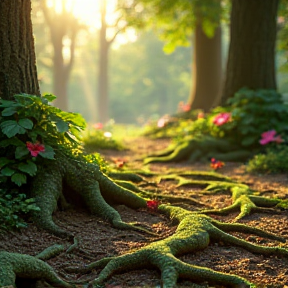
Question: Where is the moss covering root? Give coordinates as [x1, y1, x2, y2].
[67, 204, 287, 288]
[0, 245, 74, 288]
[199, 186, 284, 221]
[29, 152, 154, 239]
[144, 136, 252, 164]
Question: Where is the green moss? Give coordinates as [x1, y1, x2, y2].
[67, 204, 286, 288]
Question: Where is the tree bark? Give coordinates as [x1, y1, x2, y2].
[221, 0, 279, 104]
[0, 0, 40, 100]
[189, 23, 222, 111]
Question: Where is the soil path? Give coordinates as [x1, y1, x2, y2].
[1, 137, 288, 288]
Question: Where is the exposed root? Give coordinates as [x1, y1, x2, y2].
[29, 152, 154, 239]
[144, 136, 252, 164]
[0, 245, 74, 288]
[67, 204, 287, 288]
[199, 186, 284, 221]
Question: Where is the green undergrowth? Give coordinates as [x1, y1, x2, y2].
[0, 93, 115, 232]
[143, 88, 288, 164]
[246, 145, 288, 173]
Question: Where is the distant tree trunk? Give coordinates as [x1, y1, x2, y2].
[98, 0, 110, 123]
[221, 0, 279, 104]
[0, 0, 39, 100]
[41, 0, 79, 111]
[188, 22, 222, 111]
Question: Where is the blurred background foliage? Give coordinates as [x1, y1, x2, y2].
[31, 0, 288, 126]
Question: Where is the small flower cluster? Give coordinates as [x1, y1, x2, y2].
[210, 158, 224, 170]
[178, 101, 191, 113]
[147, 200, 160, 211]
[112, 157, 126, 168]
[259, 130, 283, 145]
[26, 142, 45, 157]
[213, 112, 231, 126]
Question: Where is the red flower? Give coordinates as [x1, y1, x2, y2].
[210, 158, 224, 170]
[147, 200, 160, 211]
[26, 142, 45, 157]
[112, 158, 126, 168]
[213, 112, 231, 126]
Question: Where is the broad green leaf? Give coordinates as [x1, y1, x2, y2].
[14, 94, 35, 105]
[42, 93, 57, 102]
[15, 146, 29, 159]
[0, 157, 13, 167]
[56, 120, 69, 132]
[11, 173, 27, 186]
[18, 161, 37, 176]
[18, 118, 33, 130]
[0, 137, 25, 147]
[0, 100, 21, 108]
[0, 120, 26, 138]
[39, 145, 55, 159]
[1, 106, 18, 116]
[1, 167, 15, 176]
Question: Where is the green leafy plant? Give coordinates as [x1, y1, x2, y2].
[246, 145, 288, 173]
[0, 93, 86, 187]
[0, 93, 87, 231]
[0, 188, 40, 231]
[82, 126, 124, 152]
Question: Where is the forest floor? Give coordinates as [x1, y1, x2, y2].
[1, 136, 288, 288]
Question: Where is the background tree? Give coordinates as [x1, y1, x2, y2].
[40, 0, 82, 111]
[120, 0, 226, 111]
[221, 0, 280, 103]
[0, 0, 39, 99]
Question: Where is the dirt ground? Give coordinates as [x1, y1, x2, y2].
[1, 137, 288, 288]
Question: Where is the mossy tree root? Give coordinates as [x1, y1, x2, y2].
[29, 152, 154, 239]
[115, 179, 207, 207]
[144, 136, 252, 164]
[67, 204, 287, 288]
[199, 186, 283, 221]
[0, 245, 75, 288]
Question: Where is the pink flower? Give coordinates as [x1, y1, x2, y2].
[213, 112, 231, 126]
[93, 123, 103, 129]
[147, 200, 160, 211]
[178, 101, 191, 112]
[26, 142, 45, 157]
[259, 130, 283, 145]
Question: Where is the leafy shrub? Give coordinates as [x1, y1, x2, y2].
[0, 93, 88, 231]
[82, 126, 124, 152]
[0, 188, 39, 231]
[246, 145, 288, 173]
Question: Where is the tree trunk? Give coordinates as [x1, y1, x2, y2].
[41, 1, 79, 111]
[188, 23, 222, 111]
[98, 0, 109, 123]
[0, 0, 40, 100]
[221, 0, 279, 104]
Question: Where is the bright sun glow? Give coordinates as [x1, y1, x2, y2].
[46, 0, 137, 46]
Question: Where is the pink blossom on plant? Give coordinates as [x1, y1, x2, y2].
[93, 122, 103, 129]
[213, 112, 231, 126]
[178, 101, 191, 112]
[26, 142, 45, 157]
[259, 130, 283, 145]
